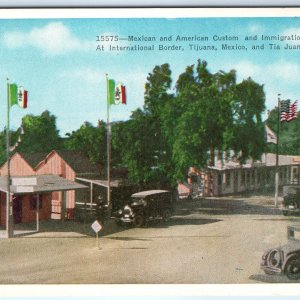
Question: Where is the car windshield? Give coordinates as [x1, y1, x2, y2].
[130, 197, 145, 201]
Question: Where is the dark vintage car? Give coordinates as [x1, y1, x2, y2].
[116, 190, 173, 227]
[282, 185, 300, 216]
[261, 225, 300, 280]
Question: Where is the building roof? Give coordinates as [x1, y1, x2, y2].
[131, 190, 169, 198]
[0, 174, 88, 195]
[76, 177, 131, 188]
[209, 152, 300, 171]
[19, 152, 49, 169]
[262, 153, 300, 166]
[46, 150, 100, 175]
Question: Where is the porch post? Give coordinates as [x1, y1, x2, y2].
[90, 182, 93, 209]
[36, 194, 39, 232]
[61, 191, 66, 221]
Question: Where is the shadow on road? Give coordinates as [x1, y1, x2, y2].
[3, 219, 129, 238]
[176, 197, 282, 216]
[107, 236, 151, 241]
[250, 273, 300, 283]
[147, 217, 222, 228]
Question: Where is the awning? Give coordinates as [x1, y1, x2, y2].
[0, 174, 88, 194]
[76, 177, 122, 188]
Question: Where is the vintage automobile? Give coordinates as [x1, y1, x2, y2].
[116, 190, 173, 227]
[282, 185, 300, 216]
[261, 225, 300, 280]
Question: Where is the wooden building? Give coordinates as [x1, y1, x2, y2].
[35, 150, 99, 219]
[0, 175, 87, 237]
[0, 150, 99, 222]
[178, 153, 300, 197]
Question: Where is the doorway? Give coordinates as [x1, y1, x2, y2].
[13, 196, 22, 224]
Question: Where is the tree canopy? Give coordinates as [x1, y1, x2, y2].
[64, 120, 107, 164]
[112, 60, 267, 185]
[0, 60, 269, 187]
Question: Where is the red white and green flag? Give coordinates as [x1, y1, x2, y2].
[17, 86, 28, 108]
[9, 83, 28, 108]
[108, 79, 126, 105]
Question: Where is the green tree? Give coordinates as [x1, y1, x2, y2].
[230, 78, 266, 162]
[64, 120, 107, 164]
[266, 108, 300, 155]
[18, 110, 62, 153]
[171, 60, 236, 180]
[111, 61, 266, 186]
[119, 64, 174, 185]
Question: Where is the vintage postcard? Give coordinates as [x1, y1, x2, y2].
[0, 6, 300, 297]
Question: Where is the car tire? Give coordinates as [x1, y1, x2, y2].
[133, 215, 144, 227]
[285, 258, 300, 280]
[162, 209, 171, 222]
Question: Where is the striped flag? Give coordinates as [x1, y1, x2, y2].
[280, 99, 298, 122]
[280, 100, 290, 122]
[288, 100, 298, 121]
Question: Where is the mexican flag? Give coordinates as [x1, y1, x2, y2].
[114, 83, 126, 105]
[108, 79, 126, 105]
[9, 84, 28, 108]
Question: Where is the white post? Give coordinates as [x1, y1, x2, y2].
[106, 74, 111, 217]
[90, 182, 93, 209]
[36, 194, 39, 232]
[6, 80, 13, 238]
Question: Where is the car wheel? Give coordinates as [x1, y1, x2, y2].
[162, 209, 171, 222]
[266, 249, 281, 268]
[285, 258, 300, 280]
[133, 215, 144, 227]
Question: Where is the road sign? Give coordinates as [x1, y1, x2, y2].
[91, 220, 102, 233]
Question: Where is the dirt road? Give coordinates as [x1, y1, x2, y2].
[0, 194, 299, 284]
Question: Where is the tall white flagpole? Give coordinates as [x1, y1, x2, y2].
[6, 79, 13, 238]
[106, 74, 111, 216]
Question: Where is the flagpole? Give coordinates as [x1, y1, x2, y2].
[275, 94, 281, 208]
[106, 74, 111, 217]
[6, 79, 13, 238]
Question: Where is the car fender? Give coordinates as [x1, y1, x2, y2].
[282, 253, 300, 271]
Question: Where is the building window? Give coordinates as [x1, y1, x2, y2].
[30, 194, 42, 210]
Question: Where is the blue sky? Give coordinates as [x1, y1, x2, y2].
[1, 16, 300, 135]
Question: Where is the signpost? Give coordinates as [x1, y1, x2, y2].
[91, 220, 102, 249]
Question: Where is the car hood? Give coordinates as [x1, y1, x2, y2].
[280, 240, 300, 256]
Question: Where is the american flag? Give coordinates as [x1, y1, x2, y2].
[280, 99, 290, 122]
[280, 99, 298, 122]
[288, 100, 298, 121]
